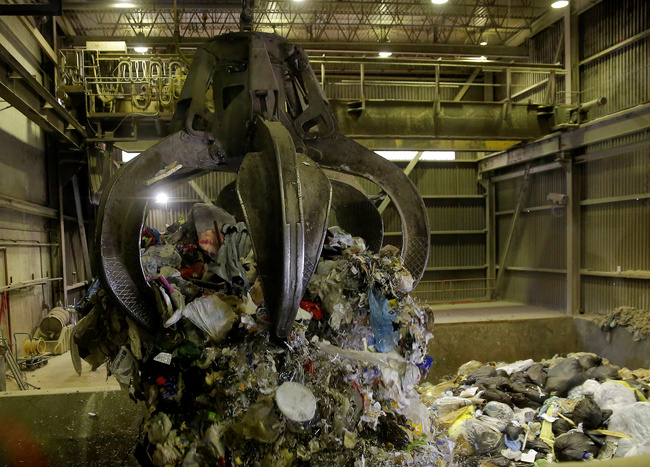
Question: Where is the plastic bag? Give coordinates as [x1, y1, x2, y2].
[586, 365, 621, 382]
[578, 354, 602, 370]
[108, 345, 135, 386]
[432, 396, 473, 416]
[523, 362, 547, 387]
[568, 379, 601, 398]
[182, 295, 237, 342]
[554, 432, 601, 461]
[483, 401, 515, 424]
[455, 418, 504, 455]
[608, 402, 650, 457]
[545, 358, 586, 396]
[369, 287, 399, 353]
[570, 397, 603, 429]
[141, 244, 182, 277]
[497, 359, 535, 375]
[466, 365, 497, 383]
[593, 381, 636, 411]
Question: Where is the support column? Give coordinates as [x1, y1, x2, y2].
[566, 158, 581, 315]
[564, 1, 580, 105]
[485, 179, 496, 299]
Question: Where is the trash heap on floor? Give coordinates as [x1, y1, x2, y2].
[417, 353, 650, 466]
[73, 203, 445, 466]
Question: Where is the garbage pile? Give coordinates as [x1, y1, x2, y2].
[74, 203, 447, 466]
[595, 305, 650, 341]
[418, 353, 650, 466]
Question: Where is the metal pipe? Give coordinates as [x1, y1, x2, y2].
[580, 96, 607, 112]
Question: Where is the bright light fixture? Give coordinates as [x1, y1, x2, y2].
[551, 0, 569, 8]
[378, 51, 392, 58]
[480, 41, 488, 46]
[155, 193, 169, 204]
[431, 0, 448, 4]
[376, 151, 455, 161]
[115, 2, 135, 8]
[134, 46, 149, 53]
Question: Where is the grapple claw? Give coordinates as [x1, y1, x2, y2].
[96, 31, 429, 338]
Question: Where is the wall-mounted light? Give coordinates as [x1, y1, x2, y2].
[480, 41, 488, 46]
[134, 46, 149, 53]
[155, 193, 169, 204]
[431, 0, 448, 4]
[378, 51, 392, 58]
[551, 1, 569, 8]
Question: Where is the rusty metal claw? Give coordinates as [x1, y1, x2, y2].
[95, 31, 429, 338]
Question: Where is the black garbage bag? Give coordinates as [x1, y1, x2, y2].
[483, 388, 513, 405]
[554, 432, 601, 461]
[578, 354, 602, 370]
[524, 363, 547, 387]
[466, 365, 497, 384]
[585, 365, 621, 382]
[570, 397, 603, 429]
[552, 418, 574, 436]
[479, 376, 511, 390]
[545, 358, 586, 396]
[510, 392, 541, 409]
[508, 382, 550, 403]
[526, 438, 552, 456]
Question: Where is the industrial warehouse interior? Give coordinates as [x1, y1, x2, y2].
[1, 0, 649, 465]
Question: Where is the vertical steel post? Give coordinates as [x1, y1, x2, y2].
[566, 158, 581, 315]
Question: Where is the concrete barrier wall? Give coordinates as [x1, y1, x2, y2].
[426, 316, 650, 383]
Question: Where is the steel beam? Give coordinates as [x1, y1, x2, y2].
[478, 103, 650, 173]
[0, 42, 85, 149]
[330, 100, 551, 144]
[0, 195, 58, 219]
[63, 35, 530, 58]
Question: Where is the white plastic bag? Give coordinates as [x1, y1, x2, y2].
[182, 294, 237, 342]
[593, 381, 636, 411]
[608, 402, 650, 457]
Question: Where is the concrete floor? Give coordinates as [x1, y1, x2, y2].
[3, 352, 120, 393]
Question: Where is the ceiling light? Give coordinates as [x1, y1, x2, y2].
[431, 0, 448, 4]
[551, 1, 569, 8]
[480, 41, 488, 46]
[115, 2, 135, 8]
[378, 51, 392, 58]
[134, 46, 149, 53]
[155, 193, 169, 204]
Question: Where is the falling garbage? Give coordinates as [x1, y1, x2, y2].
[72, 202, 650, 465]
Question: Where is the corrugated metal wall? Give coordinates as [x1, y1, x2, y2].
[495, 168, 567, 310]
[512, 19, 565, 105]
[579, 0, 650, 118]
[493, 0, 650, 315]
[381, 161, 488, 302]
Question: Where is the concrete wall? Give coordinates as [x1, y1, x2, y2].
[0, 17, 55, 356]
[427, 316, 650, 383]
